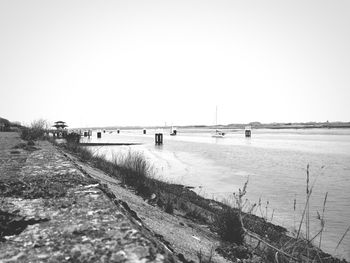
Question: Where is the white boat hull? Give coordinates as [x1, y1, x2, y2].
[212, 134, 224, 138]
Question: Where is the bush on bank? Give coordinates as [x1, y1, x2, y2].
[20, 119, 50, 141]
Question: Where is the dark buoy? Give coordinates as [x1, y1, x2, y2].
[143, 129, 146, 134]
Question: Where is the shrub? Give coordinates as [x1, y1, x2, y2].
[186, 207, 207, 223]
[27, 140, 35, 146]
[20, 127, 44, 141]
[165, 200, 174, 214]
[66, 132, 81, 144]
[114, 151, 151, 189]
[20, 119, 49, 141]
[136, 183, 152, 198]
[215, 208, 244, 245]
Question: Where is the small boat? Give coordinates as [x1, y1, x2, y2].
[170, 126, 177, 136]
[212, 129, 225, 138]
[211, 106, 225, 138]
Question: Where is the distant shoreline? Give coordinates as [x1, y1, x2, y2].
[73, 122, 350, 131]
[229, 124, 350, 130]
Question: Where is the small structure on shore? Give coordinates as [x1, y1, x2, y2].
[245, 126, 251, 137]
[52, 121, 68, 138]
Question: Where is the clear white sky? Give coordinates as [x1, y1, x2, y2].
[1, 0, 349, 128]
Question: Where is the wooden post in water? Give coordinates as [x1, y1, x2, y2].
[143, 129, 146, 134]
[155, 133, 163, 145]
[245, 126, 251, 137]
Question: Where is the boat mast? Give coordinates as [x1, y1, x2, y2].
[216, 106, 218, 128]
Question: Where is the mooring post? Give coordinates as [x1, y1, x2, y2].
[143, 129, 146, 134]
[117, 129, 120, 134]
[245, 126, 252, 138]
[97, 132, 102, 138]
[155, 132, 163, 145]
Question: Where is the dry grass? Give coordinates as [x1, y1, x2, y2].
[239, 165, 349, 263]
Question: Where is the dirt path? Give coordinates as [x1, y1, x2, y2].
[0, 133, 175, 263]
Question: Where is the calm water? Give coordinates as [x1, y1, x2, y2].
[83, 128, 350, 260]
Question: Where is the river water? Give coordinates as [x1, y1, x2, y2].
[82, 128, 350, 260]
